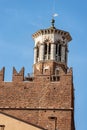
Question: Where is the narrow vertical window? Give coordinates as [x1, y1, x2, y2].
[56, 44, 58, 55]
[48, 44, 51, 59]
[37, 46, 39, 61]
[44, 43, 47, 60]
[56, 44, 58, 61]
[59, 45, 61, 61]
[48, 44, 51, 54]
[0, 125, 5, 130]
[44, 44, 47, 55]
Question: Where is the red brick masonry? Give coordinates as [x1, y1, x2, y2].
[0, 66, 75, 130]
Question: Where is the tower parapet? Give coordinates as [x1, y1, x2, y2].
[12, 67, 24, 82]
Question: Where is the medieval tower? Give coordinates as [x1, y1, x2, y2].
[0, 19, 75, 130]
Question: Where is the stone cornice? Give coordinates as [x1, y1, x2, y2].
[32, 27, 72, 42]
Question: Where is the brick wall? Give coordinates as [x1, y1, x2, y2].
[0, 66, 75, 130]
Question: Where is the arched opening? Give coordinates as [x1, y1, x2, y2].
[48, 44, 51, 59]
[44, 43, 51, 60]
[44, 44, 47, 55]
[56, 44, 58, 55]
[55, 44, 58, 61]
[0, 125, 5, 130]
[55, 67, 59, 75]
[58, 45, 61, 61]
[44, 43, 47, 60]
[36, 45, 39, 62]
[55, 69, 59, 75]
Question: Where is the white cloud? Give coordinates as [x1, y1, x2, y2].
[53, 13, 58, 17]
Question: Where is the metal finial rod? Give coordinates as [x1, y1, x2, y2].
[51, 18, 55, 27]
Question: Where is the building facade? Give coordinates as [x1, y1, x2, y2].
[0, 19, 75, 130]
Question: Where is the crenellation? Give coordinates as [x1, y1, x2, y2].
[0, 67, 5, 81]
[0, 67, 33, 82]
[12, 67, 25, 82]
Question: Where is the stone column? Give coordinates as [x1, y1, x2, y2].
[51, 43, 56, 60]
[39, 43, 44, 61]
[61, 46, 65, 63]
[34, 47, 37, 64]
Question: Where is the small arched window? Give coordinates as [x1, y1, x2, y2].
[55, 68, 59, 75]
[0, 125, 5, 130]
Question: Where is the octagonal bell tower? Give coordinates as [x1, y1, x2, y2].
[32, 19, 72, 81]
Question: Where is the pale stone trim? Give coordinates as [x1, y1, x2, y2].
[50, 43, 56, 60]
[39, 44, 44, 61]
[34, 47, 37, 64]
[32, 28, 72, 42]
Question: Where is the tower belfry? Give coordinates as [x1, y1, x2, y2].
[33, 19, 72, 80]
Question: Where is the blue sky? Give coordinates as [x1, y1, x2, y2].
[0, 0, 87, 130]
